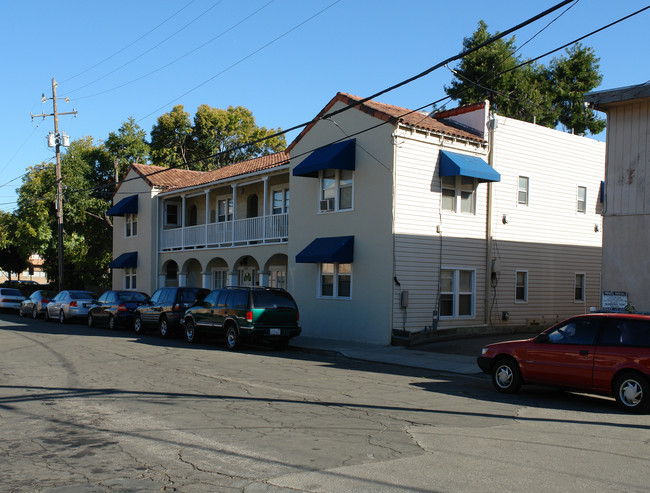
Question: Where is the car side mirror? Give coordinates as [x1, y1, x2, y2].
[536, 333, 550, 343]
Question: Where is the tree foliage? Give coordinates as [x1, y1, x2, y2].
[445, 21, 605, 135]
[0, 211, 29, 279]
[150, 104, 286, 171]
[104, 117, 150, 179]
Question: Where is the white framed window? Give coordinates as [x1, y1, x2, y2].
[212, 268, 228, 290]
[439, 268, 474, 318]
[217, 198, 233, 222]
[164, 202, 180, 226]
[574, 273, 585, 302]
[124, 268, 137, 290]
[577, 186, 587, 213]
[320, 169, 353, 212]
[125, 214, 137, 237]
[515, 270, 528, 303]
[518, 176, 529, 206]
[441, 176, 476, 214]
[272, 189, 289, 214]
[269, 267, 287, 289]
[319, 263, 352, 298]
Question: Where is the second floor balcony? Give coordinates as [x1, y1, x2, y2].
[161, 213, 288, 251]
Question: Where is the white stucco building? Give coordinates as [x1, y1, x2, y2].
[109, 92, 605, 344]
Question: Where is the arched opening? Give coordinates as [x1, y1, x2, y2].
[165, 261, 179, 287]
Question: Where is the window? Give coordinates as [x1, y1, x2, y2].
[574, 273, 585, 302]
[319, 263, 352, 298]
[320, 169, 353, 212]
[125, 214, 137, 237]
[165, 203, 180, 226]
[518, 176, 529, 205]
[577, 186, 587, 213]
[269, 267, 287, 289]
[515, 271, 528, 302]
[600, 318, 650, 347]
[439, 269, 474, 318]
[272, 189, 289, 214]
[547, 318, 598, 345]
[212, 269, 227, 290]
[441, 176, 476, 214]
[124, 268, 137, 290]
[217, 198, 233, 222]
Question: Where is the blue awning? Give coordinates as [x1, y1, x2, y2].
[106, 195, 138, 216]
[296, 236, 354, 263]
[109, 251, 137, 269]
[293, 139, 356, 178]
[439, 150, 501, 182]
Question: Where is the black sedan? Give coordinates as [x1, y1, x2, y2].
[88, 290, 150, 330]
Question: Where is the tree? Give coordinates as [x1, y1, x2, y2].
[150, 104, 286, 171]
[14, 137, 114, 289]
[0, 212, 29, 280]
[445, 21, 605, 134]
[104, 117, 150, 180]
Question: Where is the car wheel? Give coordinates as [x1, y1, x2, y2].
[185, 319, 199, 344]
[133, 315, 144, 335]
[225, 324, 239, 350]
[614, 372, 650, 413]
[491, 358, 522, 394]
[45, 308, 50, 322]
[59, 310, 66, 324]
[88, 313, 95, 328]
[32, 306, 39, 319]
[108, 315, 116, 330]
[159, 316, 170, 338]
[19, 306, 25, 317]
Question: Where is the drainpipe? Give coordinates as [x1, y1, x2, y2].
[485, 114, 497, 327]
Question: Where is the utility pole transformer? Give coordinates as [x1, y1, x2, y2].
[31, 78, 77, 291]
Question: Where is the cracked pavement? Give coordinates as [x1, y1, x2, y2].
[1, 314, 649, 492]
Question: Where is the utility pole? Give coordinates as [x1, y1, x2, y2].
[31, 78, 77, 291]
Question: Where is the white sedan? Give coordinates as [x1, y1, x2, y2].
[0, 288, 26, 312]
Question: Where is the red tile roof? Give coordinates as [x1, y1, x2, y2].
[287, 92, 485, 152]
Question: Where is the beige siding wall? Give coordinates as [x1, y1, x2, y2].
[288, 101, 396, 344]
[489, 116, 605, 327]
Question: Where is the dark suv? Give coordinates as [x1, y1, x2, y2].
[133, 287, 210, 338]
[182, 286, 301, 349]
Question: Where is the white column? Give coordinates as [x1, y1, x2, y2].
[229, 271, 239, 287]
[201, 270, 211, 290]
[258, 271, 269, 287]
[205, 189, 210, 246]
[158, 274, 166, 288]
[231, 184, 238, 243]
[178, 272, 187, 287]
[181, 195, 186, 249]
[263, 177, 269, 242]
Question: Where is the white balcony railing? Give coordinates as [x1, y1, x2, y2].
[161, 213, 288, 251]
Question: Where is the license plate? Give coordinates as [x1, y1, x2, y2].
[270, 328, 281, 335]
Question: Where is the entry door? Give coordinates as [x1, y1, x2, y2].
[239, 268, 256, 287]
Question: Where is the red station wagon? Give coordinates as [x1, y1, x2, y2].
[477, 313, 650, 413]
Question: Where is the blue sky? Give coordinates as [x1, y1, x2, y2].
[2, 0, 648, 212]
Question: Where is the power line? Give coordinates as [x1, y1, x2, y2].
[61, 0, 199, 84]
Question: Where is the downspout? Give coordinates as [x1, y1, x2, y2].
[485, 113, 497, 327]
[155, 193, 160, 291]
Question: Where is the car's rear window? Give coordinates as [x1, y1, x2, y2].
[600, 318, 650, 347]
[118, 292, 149, 302]
[1, 288, 23, 296]
[181, 288, 208, 303]
[252, 290, 296, 309]
[69, 291, 96, 300]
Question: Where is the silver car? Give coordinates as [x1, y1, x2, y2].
[0, 288, 26, 312]
[45, 290, 97, 324]
[19, 290, 58, 318]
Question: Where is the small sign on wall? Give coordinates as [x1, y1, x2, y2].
[602, 291, 628, 310]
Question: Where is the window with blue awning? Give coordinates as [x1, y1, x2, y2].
[293, 139, 356, 178]
[109, 251, 137, 269]
[106, 195, 138, 216]
[296, 236, 354, 263]
[439, 150, 501, 183]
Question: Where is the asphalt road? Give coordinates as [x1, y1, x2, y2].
[1, 313, 649, 492]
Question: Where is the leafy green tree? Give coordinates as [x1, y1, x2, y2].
[150, 104, 286, 171]
[14, 137, 114, 289]
[0, 212, 29, 280]
[445, 21, 605, 134]
[104, 117, 150, 179]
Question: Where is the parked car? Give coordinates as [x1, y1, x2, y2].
[0, 288, 26, 312]
[19, 290, 58, 318]
[133, 287, 210, 338]
[45, 290, 98, 323]
[182, 286, 302, 350]
[477, 313, 650, 413]
[88, 290, 150, 330]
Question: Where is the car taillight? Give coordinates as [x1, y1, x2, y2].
[117, 303, 127, 312]
[42, 298, 49, 303]
[296, 310, 299, 322]
[174, 303, 180, 311]
[246, 310, 253, 322]
[70, 301, 78, 307]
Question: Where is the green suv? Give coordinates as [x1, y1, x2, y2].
[182, 286, 301, 349]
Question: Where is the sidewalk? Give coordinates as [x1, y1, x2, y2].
[291, 336, 484, 375]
